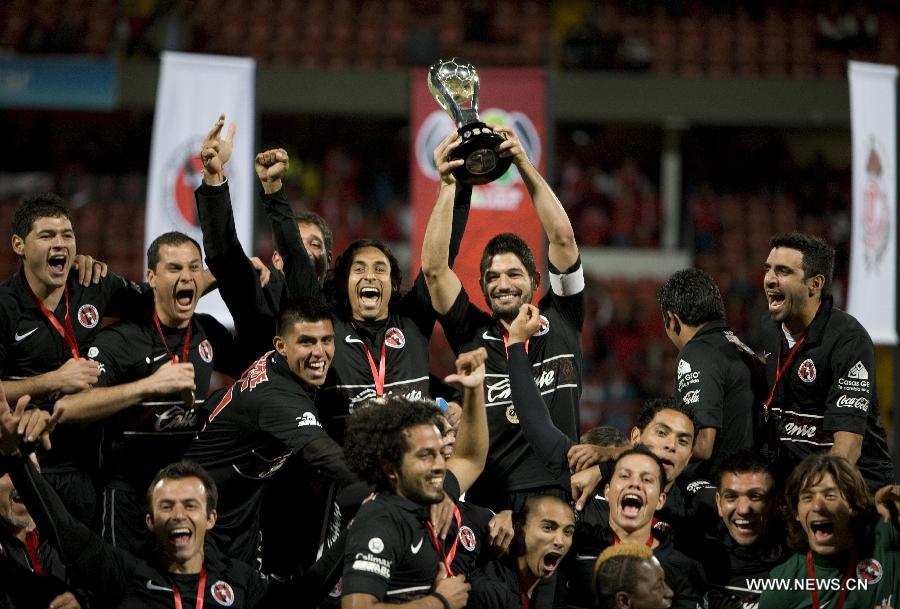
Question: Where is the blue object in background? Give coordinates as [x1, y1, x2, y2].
[0, 58, 118, 110]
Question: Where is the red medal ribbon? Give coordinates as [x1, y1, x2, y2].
[153, 312, 191, 364]
[762, 331, 807, 419]
[613, 533, 654, 548]
[24, 529, 44, 576]
[427, 506, 462, 577]
[172, 566, 206, 609]
[520, 591, 529, 609]
[501, 333, 528, 358]
[362, 340, 386, 397]
[24, 282, 80, 359]
[806, 549, 857, 609]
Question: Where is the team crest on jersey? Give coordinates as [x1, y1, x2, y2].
[856, 558, 883, 584]
[210, 580, 235, 606]
[77, 304, 99, 328]
[505, 405, 519, 424]
[459, 526, 477, 551]
[385, 327, 406, 349]
[198, 339, 214, 363]
[798, 359, 817, 383]
[534, 315, 550, 336]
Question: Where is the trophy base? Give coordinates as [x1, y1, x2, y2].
[451, 123, 513, 186]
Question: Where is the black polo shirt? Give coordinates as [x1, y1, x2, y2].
[469, 556, 545, 609]
[674, 320, 767, 479]
[186, 350, 357, 563]
[762, 295, 894, 490]
[342, 491, 443, 602]
[87, 311, 241, 489]
[0, 270, 146, 474]
[438, 262, 585, 503]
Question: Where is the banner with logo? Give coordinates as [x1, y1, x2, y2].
[145, 52, 256, 327]
[848, 61, 898, 345]
[409, 68, 547, 309]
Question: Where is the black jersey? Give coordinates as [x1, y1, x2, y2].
[87, 311, 241, 488]
[0, 270, 146, 474]
[195, 181, 288, 369]
[573, 497, 707, 609]
[438, 261, 585, 500]
[341, 491, 443, 602]
[699, 523, 789, 609]
[443, 470, 495, 576]
[185, 350, 357, 563]
[762, 295, 894, 490]
[674, 320, 767, 479]
[469, 556, 545, 609]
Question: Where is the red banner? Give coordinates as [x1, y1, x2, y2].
[409, 68, 548, 318]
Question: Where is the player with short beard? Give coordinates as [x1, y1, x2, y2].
[422, 128, 584, 513]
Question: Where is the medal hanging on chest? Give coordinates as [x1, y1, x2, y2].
[153, 312, 195, 408]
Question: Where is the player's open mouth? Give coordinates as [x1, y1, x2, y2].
[306, 359, 328, 379]
[767, 292, 785, 313]
[810, 520, 835, 543]
[169, 527, 192, 547]
[542, 552, 563, 572]
[732, 518, 757, 533]
[426, 475, 444, 492]
[659, 457, 675, 474]
[47, 254, 67, 276]
[358, 286, 381, 309]
[174, 287, 195, 311]
[620, 493, 644, 518]
[492, 290, 520, 305]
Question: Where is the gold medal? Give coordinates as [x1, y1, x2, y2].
[505, 405, 519, 425]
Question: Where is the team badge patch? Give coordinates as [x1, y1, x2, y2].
[199, 339, 214, 363]
[856, 558, 883, 584]
[77, 304, 99, 328]
[505, 405, 519, 424]
[368, 537, 384, 553]
[797, 359, 817, 383]
[210, 580, 235, 606]
[534, 315, 550, 336]
[459, 526, 477, 551]
[385, 327, 406, 349]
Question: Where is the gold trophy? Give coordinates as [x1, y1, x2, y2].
[428, 57, 512, 185]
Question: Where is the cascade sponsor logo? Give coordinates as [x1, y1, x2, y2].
[836, 395, 869, 411]
[682, 389, 700, 405]
[797, 359, 816, 383]
[296, 412, 322, 427]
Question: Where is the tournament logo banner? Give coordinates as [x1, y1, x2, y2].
[145, 52, 256, 328]
[409, 68, 547, 305]
[847, 61, 897, 345]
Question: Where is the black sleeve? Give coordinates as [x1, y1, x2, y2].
[261, 186, 324, 302]
[258, 392, 357, 487]
[676, 342, 725, 431]
[85, 325, 133, 388]
[341, 508, 403, 599]
[195, 182, 275, 341]
[823, 331, 874, 435]
[3, 453, 134, 605]
[437, 288, 485, 355]
[508, 343, 572, 476]
[668, 555, 707, 609]
[201, 315, 244, 379]
[100, 272, 150, 320]
[262, 526, 348, 609]
[447, 183, 472, 268]
[468, 575, 519, 609]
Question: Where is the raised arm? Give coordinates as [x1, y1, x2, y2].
[494, 124, 579, 272]
[421, 133, 465, 315]
[443, 348, 488, 493]
[506, 304, 573, 473]
[257, 148, 323, 301]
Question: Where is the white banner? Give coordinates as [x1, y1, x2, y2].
[145, 52, 256, 328]
[848, 61, 898, 345]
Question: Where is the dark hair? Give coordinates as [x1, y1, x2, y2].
[146, 461, 218, 516]
[277, 297, 333, 336]
[333, 239, 403, 313]
[295, 210, 334, 264]
[770, 232, 835, 295]
[657, 268, 725, 326]
[344, 396, 442, 490]
[13, 193, 72, 239]
[510, 495, 573, 557]
[593, 544, 656, 609]
[715, 449, 774, 489]
[635, 397, 696, 438]
[580, 425, 629, 448]
[613, 445, 669, 492]
[147, 231, 202, 271]
[783, 454, 873, 552]
[479, 233, 541, 289]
